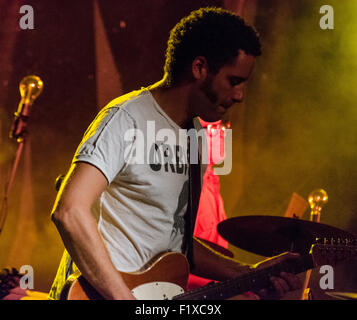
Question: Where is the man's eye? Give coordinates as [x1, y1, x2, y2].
[229, 78, 243, 86]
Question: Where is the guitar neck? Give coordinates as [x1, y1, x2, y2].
[173, 254, 314, 300]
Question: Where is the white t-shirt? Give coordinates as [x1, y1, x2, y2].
[75, 89, 192, 272]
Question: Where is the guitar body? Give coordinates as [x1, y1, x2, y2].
[60, 252, 190, 300]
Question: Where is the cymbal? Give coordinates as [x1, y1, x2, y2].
[195, 237, 234, 258]
[325, 291, 357, 300]
[217, 215, 356, 257]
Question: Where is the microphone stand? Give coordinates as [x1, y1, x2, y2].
[0, 132, 26, 234]
[0, 76, 43, 236]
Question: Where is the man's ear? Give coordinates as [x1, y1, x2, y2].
[192, 56, 209, 81]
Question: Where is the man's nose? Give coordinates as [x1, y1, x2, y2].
[232, 85, 244, 103]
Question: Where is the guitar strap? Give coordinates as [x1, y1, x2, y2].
[182, 119, 202, 270]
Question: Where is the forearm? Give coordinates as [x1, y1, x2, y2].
[52, 206, 135, 300]
[190, 238, 252, 281]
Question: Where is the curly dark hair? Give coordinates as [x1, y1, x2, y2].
[163, 7, 261, 86]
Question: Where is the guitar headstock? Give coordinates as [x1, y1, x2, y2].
[310, 237, 357, 267]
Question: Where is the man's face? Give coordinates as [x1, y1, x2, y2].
[192, 50, 255, 122]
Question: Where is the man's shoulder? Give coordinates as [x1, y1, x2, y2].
[103, 88, 152, 114]
[80, 91, 149, 142]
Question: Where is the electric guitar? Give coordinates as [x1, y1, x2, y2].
[60, 240, 357, 300]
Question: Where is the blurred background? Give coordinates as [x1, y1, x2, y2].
[0, 0, 356, 298]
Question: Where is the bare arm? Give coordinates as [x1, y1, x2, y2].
[191, 237, 251, 280]
[51, 162, 135, 300]
[191, 238, 301, 299]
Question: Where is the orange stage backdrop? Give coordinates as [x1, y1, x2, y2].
[0, 0, 356, 298]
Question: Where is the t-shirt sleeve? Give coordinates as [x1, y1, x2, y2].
[72, 106, 135, 184]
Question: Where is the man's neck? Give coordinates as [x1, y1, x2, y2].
[149, 80, 194, 128]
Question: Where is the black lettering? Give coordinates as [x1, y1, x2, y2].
[163, 144, 175, 173]
[175, 145, 184, 174]
[149, 143, 161, 171]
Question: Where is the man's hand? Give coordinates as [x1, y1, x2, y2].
[253, 252, 302, 299]
[191, 240, 302, 300]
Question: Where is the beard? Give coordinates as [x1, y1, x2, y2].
[197, 75, 226, 122]
[200, 74, 218, 105]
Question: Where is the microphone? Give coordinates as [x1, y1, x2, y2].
[10, 75, 43, 142]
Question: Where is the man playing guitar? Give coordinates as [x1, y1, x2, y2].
[49, 7, 301, 300]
